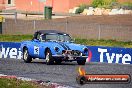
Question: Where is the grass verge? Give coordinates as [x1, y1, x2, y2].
[0, 35, 132, 48]
[75, 38, 132, 48]
[0, 78, 46, 88]
[0, 35, 33, 42]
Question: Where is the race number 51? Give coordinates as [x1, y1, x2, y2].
[34, 46, 39, 55]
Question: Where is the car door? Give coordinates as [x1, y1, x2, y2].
[28, 33, 41, 58]
[32, 40, 40, 58]
[32, 34, 46, 59]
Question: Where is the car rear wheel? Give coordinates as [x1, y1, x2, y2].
[23, 48, 32, 63]
[77, 60, 86, 65]
[45, 49, 54, 65]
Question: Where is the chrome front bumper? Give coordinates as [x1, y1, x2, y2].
[52, 54, 87, 61]
[52, 55, 87, 58]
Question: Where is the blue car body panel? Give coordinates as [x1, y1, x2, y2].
[21, 30, 88, 61]
[21, 41, 88, 59]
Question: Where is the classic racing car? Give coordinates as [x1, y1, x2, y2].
[21, 30, 88, 65]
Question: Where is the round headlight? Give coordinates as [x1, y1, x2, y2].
[54, 47, 59, 52]
[83, 48, 88, 53]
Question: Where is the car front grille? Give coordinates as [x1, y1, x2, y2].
[62, 50, 81, 56]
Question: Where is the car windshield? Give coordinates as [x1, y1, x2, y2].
[42, 33, 71, 42]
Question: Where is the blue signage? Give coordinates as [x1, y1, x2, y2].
[0, 42, 22, 59]
[87, 46, 132, 64]
[0, 42, 132, 64]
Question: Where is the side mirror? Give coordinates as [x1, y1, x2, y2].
[34, 39, 40, 42]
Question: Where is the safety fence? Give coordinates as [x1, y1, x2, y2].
[2, 18, 132, 41]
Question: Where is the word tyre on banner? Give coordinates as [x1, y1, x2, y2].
[87, 46, 132, 64]
[98, 48, 131, 64]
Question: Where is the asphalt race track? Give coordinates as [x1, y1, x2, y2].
[0, 58, 132, 88]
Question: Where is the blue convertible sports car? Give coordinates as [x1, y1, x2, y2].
[21, 30, 88, 65]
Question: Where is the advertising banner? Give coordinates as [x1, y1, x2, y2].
[0, 42, 132, 64]
[0, 42, 22, 59]
[87, 46, 132, 64]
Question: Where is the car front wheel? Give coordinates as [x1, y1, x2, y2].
[23, 48, 32, 63]
[45, 49, 54, 65]
[55, 59, 62, 65]
[77, 60, 86, 65]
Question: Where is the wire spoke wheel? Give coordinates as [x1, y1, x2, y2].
[46, 52, 50, 62]
[23, 48, 32, 63]
[45, 49, 54, 65]
[24, 50, 28, 61]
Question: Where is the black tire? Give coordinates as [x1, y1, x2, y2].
[23, 48, 32, 63]
[55, 59, 62, 65]
[45, 49, 54, 65]
[77, 59, 86, 65]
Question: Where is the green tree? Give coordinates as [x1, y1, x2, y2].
[92, 0, 117, 8]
